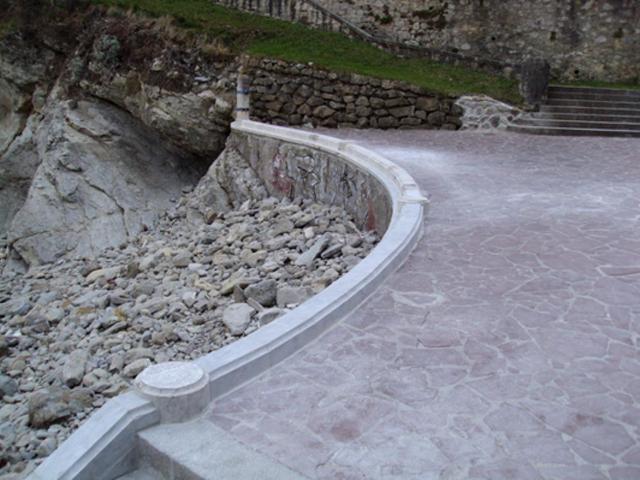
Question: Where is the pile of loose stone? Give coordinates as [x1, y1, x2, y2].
[0, 193, 378, 478]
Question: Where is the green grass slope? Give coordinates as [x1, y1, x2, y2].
[93, 0, 521, 103]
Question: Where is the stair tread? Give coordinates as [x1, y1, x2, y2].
[138, 420, 307, 480]
[517, 118, 640, 128]
[540, 105, 640, 114]
[508, 123, 640, 136]
[116, 467, 165, 480]
[549, 85, 640, 97]
[546, 99, 640, 107]
[534, 113, 640, 121]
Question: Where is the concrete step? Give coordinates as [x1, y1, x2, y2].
[116, 466, 166, 480]
[545, 98, 640, 109]
[136, 419, 308, 480]
[532, 112, 640, 123]
[547, 92, 640, 103]
[507, 123, 640, 138]
[539, 105, 640, 116]
[548, 85, 640, 100]
[514, 117, 640, 131]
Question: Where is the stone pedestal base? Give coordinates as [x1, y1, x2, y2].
[135, 362, 210, 423]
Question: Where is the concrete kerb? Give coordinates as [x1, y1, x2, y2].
[28, 393, 159, 480]
[28, 120, 427, 480]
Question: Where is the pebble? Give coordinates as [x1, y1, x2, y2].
[123, 358, 152, 378]
[244, 279, 277, 307]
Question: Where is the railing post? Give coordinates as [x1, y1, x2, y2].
[236, 67, 251, 121]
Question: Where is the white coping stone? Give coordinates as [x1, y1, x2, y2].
[135, 362, 207, 397]
[30, 120, 427, 480]
[135, 362, 210, 423]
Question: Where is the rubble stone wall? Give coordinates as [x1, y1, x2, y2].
[247, 58, 462, 130]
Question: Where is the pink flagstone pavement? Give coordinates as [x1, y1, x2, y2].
[208, 130, 640, 480]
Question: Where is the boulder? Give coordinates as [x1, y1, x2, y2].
[244, 279, 277, 307]
[6, 100, 202, 266]
[28, 387, 92, 428]
[0, 374, 18, 399]
[62, 350, 88, 388]
[222, 303, 255, 335]
[277, 286, 314, 308]
[295, 234, 331, 268]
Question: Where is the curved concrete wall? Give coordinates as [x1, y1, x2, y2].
[228, 130, 393, 233]
[28, 120, 427, 480]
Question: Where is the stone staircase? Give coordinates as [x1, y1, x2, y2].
[115, 419, 306, 480]
[509, 85, 640, 137]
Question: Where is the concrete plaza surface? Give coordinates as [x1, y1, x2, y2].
[207, 130, 640, 480]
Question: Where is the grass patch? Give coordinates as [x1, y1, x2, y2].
[557, 80, 640, 92]
[91, 0, 520, 102]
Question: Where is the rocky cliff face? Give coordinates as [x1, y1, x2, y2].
[8, 99, 204, 266]
[0, 7, 238, 271]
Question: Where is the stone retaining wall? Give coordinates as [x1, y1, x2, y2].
[228, 129, 392, 233]
[247, 58, 462, 130]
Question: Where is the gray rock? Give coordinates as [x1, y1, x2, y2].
[36, 436, 57, 457]
[27, 387, 91, 428]
[220, 276, 252, 296]
[86, 266, 121, 284]
[0, 374, 18, 399]
[181, 291, 197, 308]
[62, 350, 88, 388]
[132, 281, 156, 297]
[123, 358, 152, 378]
[222, 303, 255, 335]
[277, 286, 314, 308]
[124, 348, 154, 364]
[172, 250, 192, 268]
[244, 279, 277, 307]
[295, 234, 331, 267]
[46, 307, 65, 323]
[258, 308, 286, 326]
[0, 337, 7, 358]
[321, 243, 343, 259]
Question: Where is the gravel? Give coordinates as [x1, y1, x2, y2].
[0, 193, 378, 477]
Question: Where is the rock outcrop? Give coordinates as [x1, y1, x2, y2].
[0, 9, 238, 270]
[0, 36, 58, 235]
[7, 99, 202, 267]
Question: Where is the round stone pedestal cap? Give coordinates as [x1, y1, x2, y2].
[135, 361, 208, 398]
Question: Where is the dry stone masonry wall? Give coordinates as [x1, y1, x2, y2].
[248, 58, 462, 130]
[215, 0, 640, 82]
